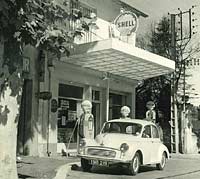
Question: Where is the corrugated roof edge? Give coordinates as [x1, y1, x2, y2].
[119, 0, 148, 18]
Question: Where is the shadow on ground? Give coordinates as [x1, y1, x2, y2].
[18, 173, 36, 179]
[71, 164, 83, 172]
[155, 169, 200, 179]
[17, 156, 69, 179]
[71, 164, 157, 176]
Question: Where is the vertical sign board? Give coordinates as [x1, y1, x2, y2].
[23, 56, 30, 79]
[23, 56, 30, 73]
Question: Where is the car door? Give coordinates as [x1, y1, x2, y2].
[141, 125, 153, 164]
[150, 125, 161, 163]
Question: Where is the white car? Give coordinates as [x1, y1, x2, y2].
[78, 119, 170, 175]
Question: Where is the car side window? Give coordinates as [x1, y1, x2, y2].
[152, 125, 159, 138]
[142, 125, 151, 138]
[109, 123, 121, 133]
[125, 124, 142, 135]
[103, 123, 111, 133]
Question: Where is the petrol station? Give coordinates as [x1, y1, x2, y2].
[17, 0, 175, 156]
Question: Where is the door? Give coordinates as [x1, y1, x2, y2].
[57, 84, 83, 150]
[92, 89, 101, 136]
[151, 125, 161, 163]
[92, 102, 100, 137]
[141, 125, 153, 164]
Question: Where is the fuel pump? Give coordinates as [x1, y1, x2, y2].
[145, 101, 156, 123]
[77, 100, 94, 153]
[66, 100, 94, 156]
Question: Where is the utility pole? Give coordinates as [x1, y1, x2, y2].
[169, 6, 196, 153]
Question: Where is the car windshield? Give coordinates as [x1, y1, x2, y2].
[102, 122, 142, 135]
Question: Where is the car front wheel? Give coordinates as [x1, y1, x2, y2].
[129, 152, 140, 175]
[81, 158, 92, 172]
[156, 152, 167, 170]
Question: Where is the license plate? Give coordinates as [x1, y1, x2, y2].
[91, 160, 108, 166]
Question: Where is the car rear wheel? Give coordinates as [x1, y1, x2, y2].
[129, 152, 140, 175]
[81, 158, 92, 172]
[156, 152, 166, 170]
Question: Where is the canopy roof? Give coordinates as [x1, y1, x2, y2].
[61, 38, 175, 81]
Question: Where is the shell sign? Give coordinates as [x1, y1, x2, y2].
[114, 11, 138, 36]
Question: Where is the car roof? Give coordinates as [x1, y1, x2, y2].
[107, 118, 155, 126]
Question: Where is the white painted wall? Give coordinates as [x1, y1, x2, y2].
[75, 0, 137, 45]
[187, 64, 200, 106]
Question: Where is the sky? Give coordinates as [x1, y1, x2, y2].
[123, 0, 200, 34]
[123, 0, 200, 106]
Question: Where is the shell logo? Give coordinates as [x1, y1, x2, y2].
[114, 11, 138, 36]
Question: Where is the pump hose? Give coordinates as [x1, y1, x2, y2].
[66, 118, 80, 157]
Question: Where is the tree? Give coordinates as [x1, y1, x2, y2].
[136, 16, 200, 116]
[136, 16, 200, 150]
[0, 0, 95, 178]
[136, 17, 172, 121]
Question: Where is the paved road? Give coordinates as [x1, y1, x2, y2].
[66, 158, 200, 179]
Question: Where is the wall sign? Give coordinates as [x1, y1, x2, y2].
[37, 91, 52, 100]
[23, 56, 30, 73]
[114, 11, 138, 36]
[51, 99, 58, 113]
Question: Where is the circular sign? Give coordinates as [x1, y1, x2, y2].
[114, 11, 138, 36]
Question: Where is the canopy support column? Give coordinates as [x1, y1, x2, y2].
[105, 73, 110, 122]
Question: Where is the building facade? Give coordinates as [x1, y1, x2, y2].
[17, 0, 175, 156]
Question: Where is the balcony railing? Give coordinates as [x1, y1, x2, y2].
[70, 0, 97, 43]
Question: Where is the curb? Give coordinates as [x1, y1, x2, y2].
[53, 154, 200, 179]
[53, 162, 80, 179]
[170, 154, 200, 160]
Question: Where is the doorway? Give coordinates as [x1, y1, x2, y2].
[17, 79, 33, 155]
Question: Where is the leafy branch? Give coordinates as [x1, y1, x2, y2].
[0, 0, 96, 95]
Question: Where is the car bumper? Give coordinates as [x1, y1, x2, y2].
[77, 154, 132, 164]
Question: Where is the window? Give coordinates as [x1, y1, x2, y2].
[102, 122, 142, 135]
[92, 90, 100, 101]
[92, 89, 101, 136]
[197, 59, 200, 65]
[142, 125, 151, 138]
[57, 84, 83, 143]
[109, 93, 127, 119]
[110, 93, 123, 105]
[152, 125, 159, 138]
[70, 0, 97, 43]
[194, 59, 197, 66]
[103, 122, 121, 133]
[70, 0, 97, 19]
[125, 124, 142, 135]
[58, 84, 83, 99]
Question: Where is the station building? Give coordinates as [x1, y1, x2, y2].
[17, 0, 175, 156]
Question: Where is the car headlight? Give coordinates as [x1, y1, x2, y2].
[120, 143, 129, 153]
[79, 139, 86, 147]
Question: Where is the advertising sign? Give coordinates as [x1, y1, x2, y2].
[23, 56, 30, 73]
[114, 11, 138, 36]
[51, 99, 58, 113]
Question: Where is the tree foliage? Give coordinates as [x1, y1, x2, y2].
[0, 1, 95, 178]
[136, 17, 171, 120]
[0, 0, 95, 95]
[136, 15, 200, 120]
